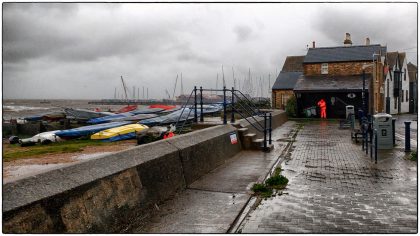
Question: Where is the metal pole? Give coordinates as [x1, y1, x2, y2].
[264, 113, 267, 150]
[375, 130, 378, 164]
[269, 113, 272, 145]
[392, 118, 396, 146]
[194, 86, 198, 122]
[231, 87, 235, 123]
[365, 130, 368, 155]
[362, 70, 366, 117]
[370, 131, 373, 159]
[404, 121, 411, 152]
[362, 128, 365, 151]
[223, 86, 227, 124]
[200, 86, 204, 122]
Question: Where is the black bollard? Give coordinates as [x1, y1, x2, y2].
[370, 131, 373, 159]
[404, 121, 411, 152]
[375, 130, 378, 164]
[365, 130, 369, 155]
[392, 118, 396, 146]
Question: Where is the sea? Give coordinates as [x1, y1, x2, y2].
[3, 99, 133, 121]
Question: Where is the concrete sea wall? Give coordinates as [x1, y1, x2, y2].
[3, 110, 286, 233]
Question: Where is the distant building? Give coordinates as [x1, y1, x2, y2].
[407, 62, 417, 113]
[272, 56, 304, 109]
[383, 52, 410, 114]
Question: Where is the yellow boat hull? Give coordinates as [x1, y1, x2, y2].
[91, 124, 148, 140]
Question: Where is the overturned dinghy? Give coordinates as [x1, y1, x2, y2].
[19, 131, 63, 146]
[139, 108, 195, 126]
[55, 121, 131, 139]
[64, 108, 114, 121]
[91, 124, 149, 142]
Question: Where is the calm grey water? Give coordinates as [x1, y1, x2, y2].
[3, 99, 141, 120]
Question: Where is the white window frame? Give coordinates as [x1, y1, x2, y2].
[321, 63, 328, 74]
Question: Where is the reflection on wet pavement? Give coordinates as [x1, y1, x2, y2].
[240, 121, 417, 233]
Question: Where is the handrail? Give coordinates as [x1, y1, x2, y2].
[233, 89, 264, 115]
[231, 96, 265, 131]
[174, 89, 195, 130]
[232, 93, 261, 118]
[177, 106, 194, 134]
[232, 106, 265, 132]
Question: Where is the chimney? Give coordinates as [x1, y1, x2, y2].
[365, 37, 370, 46]
[312, 41, 316, 48]
[343, 33, 352, 46]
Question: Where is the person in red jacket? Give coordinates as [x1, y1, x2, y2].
[317, 99, 327, 118]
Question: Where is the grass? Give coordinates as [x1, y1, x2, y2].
[3, 139, 110, 162]
[252, 167, 289, 198]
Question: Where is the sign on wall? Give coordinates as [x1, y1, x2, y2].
[230, 132, 238, 144]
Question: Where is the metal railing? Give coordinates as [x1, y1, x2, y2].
[175, 86, 273, 150]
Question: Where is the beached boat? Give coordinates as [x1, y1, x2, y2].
[55, 121, 131, 139]
[139, 108, 196, 126]
[64, 108, 114, 121]
[19, 131, 63, 146]
[91, 124, 148, 142]
[130, 107, 164, 114]
[149, 105, 177, 110]
[116, 105, 138, 114]
[87, 108, 164, 124]
[42, 112, 66, 121]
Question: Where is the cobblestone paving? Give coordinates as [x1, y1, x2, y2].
[240, 121, 417, 233]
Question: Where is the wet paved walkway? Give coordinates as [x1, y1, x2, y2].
[238, 121, 417, 233]
[128, 121, 297, 233]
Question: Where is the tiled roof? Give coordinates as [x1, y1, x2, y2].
[272, 72, 303, 90]
[294, 74, 372, 92]
[281, 56, 305, 72]
[407, 62, 417, 82]
[303, 44, 385, 63]
[386, 52, 398, 69]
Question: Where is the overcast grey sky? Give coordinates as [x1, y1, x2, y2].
[3, 3, 417, 99]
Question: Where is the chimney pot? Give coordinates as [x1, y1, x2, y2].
[365, 37, 370, 46]
[344, 32, 352, 46]
[312, 41, 316, 48]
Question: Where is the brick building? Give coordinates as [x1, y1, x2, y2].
[292, 34, 386, 118]
[272, 56, 304, 109]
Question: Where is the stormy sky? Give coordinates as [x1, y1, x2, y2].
[3, 3, 417, 99]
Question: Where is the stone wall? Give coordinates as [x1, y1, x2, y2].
[303, 62, 373, 76]
[236, 110, 287, 138]
[272, 90, 294, 109]
[3, 125, 242, 233]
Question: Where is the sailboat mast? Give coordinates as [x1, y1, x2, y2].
[120, 76, 129, 104]
[172, 74, 178, 100]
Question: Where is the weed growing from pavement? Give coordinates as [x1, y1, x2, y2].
[252, 167, 289, 198]
[410, 151, 417, 161]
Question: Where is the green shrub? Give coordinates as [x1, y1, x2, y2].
[410, 151, 417, 161]
[265, 175, 289, 189]
[285, 96, 297, 117]
[251, 183, 272, 198]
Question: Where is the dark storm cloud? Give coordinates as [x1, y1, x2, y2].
[233, 25, 254, 42]
[312, 3, 417, 57]
[2, 3, 417, 99]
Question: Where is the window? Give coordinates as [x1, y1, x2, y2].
[406, 90, 409, 102]
[321, 63, 328, 74]
[402, 90, 404, 102]
[394, 98, 397, 109]
[404, 69, 407, 81]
